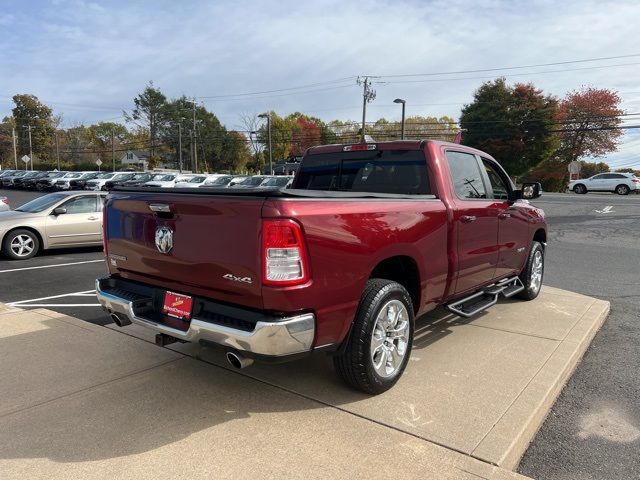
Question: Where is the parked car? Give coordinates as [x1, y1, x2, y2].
[229, 175, 270, 189]
[97, 140, 546, 394]
[69, 172, 101, 190]
[0, 196, 9, 212]
[143, 174, 189, 188]
[569, 172, 640, 195]
[35, 171, 68, 191]
[260, 176, 294, 188]
[0, 169, 18, 179]
[85, 172, 134, 191]
[174, 175, 210, 188]
[12, 170, 47, 189]
[199, 175, 235, 188]
[56, 171, 98, 190]
[104, 172, 151, 190]
[0, 191, 107, 260]
[20, 171, 52, 190]
[1, 170, 29, 188]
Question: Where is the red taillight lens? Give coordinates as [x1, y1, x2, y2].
[633, 178, 640, 184]
[262, 219, 309, 286]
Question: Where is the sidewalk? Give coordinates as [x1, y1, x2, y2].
[0, 286, 608, 479]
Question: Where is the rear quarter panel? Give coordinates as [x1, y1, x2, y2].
[262, 198, 449, 346]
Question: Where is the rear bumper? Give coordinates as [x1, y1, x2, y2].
[95, 277, 315, 357]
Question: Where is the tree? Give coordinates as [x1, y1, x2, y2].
[124, 82, 168, 160]
[579, 161, 610, 178]
[12, 94, 57, 165]
[367, 115, 458, 141]
[221, 131, 251, 173]
[0, 118, 15, 169]
[459, 78, 558, 175]
[256, 112, 293, 162]
[88, 122, 128, 167]
[288, 114, 321, 156]
[555, 87, 623, 163]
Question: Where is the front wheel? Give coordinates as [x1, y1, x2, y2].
[333, 279, 414, 394]
[573, 184, 587, 194]
[615, 184, 630, 195]
[2, 229, 40, 260]
[516, 241, 544, 300]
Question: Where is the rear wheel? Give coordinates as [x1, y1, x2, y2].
[333, 279, 414, 394]
[516, 241, 544, 300]
[573, 184, 587, 194]
[2, 229, 40, 260]
[615, 184, 630, 195]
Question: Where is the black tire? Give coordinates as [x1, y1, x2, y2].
[2, 229, 40, 260]
[573, 184, 587, 194]
[615, 184, 630, 195]
[516, 241, 544, 300]
[333, 279, 414, 394]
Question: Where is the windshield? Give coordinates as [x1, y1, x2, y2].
[112, 173, 132, 181]
[47, 172, 66, 179]
[15, 193, 67, 213]
[82, 172, 99, 179]
[205, 176, 232, 186]
[11, 171, 28, 178]
[238, 177, 265, 186]
[63, 173, 83, 179]
[23, 171, 40, 178]
[130, 174, 152, 181]
[187, 176, 207, 183]
[262, 177, 291, 187]
[153, 174, 175, 181]
[95, 173, 115, 179]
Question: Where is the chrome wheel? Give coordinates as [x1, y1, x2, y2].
[370, 299, 410, 378]
[530, 250, 543, 294]
[10, 234, 35, 258]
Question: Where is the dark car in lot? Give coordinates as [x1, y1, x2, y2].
[19, 171, 51, 190]
[35, 171, 68, 191]
[68, 172, 101, 190]
[1, 171, 29, 188]
[104, 172, 152, 190]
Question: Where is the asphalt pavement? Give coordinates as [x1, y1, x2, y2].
[0, 187, 638, 479]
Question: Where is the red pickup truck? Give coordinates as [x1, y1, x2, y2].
[97, 140, 546, 394]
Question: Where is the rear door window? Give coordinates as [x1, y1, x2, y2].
[295, 150, 430, 195]
[446, 151, 486, 199]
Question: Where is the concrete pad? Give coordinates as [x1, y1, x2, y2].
[173, 287, 609, 469]
[0, 309, 181, 417]
[0, 340, 526, 480]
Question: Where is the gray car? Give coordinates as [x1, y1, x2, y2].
[0, 191, 107, 260]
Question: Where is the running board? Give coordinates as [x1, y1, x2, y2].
[446, 277, 525, 318]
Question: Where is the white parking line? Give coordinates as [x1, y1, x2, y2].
[8, 290, 97, 306]
[0, 259, 104, 274]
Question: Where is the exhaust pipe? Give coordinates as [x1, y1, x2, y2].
[226, 351, 254, 369]
[110, 312, 132, 327]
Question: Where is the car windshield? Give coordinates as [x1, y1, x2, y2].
[205, 176, 232, 185]
[82, 172, 99, 179]
[153, 174, 175, 181]
[112, 173, 132, 181]
[95, 173, 115, 179]
[12, 171, 28, 177]
[130, 174, 152, 181]
[187, 176, 207, 183]
[238, 177, 265, 186]
[262, 177, 291, 187]
[23, 171, 40, 178]
[47, 172, 66, 179]
[15, 193, 68, 213]
[64, 173, 83, 179]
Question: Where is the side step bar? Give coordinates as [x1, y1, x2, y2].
[446, 276, 525, 318]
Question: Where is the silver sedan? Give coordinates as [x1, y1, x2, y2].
[0, 191, 107, 260]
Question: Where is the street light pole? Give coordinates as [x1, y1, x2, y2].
[55, 133, 60, 171]
[393, 98, 406, 140]
[178, 123, 183, 173]
[111, 129, 116, 172]
[258, 113, 273, 175]
[12, 128, 17, 169]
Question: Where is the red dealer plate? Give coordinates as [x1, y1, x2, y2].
[162, 291, 193, 320]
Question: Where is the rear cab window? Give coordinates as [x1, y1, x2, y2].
[294, 149, 431, 195]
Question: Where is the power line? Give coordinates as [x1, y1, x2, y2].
[196, 76, 357, 99]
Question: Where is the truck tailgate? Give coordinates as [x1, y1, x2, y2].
[105, 191, 265, 310]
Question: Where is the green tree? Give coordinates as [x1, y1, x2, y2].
[124, 82, 168, 160]
[12, 94, 57, 165]
[88, 122, 129, 168]
[0, 118, 15, 169]
[579, 161, 610, 178]
[460, 78, 558, 175]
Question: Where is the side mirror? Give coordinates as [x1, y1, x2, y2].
[53, 207, 67, 215]
[508, 182, 542, 202]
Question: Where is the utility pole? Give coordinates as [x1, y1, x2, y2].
[191, 98, 198, 173]
[258, 113, 273, 175]
[189, 129, 194, 172]
[55, 133, 60, 171]
[111, 129, 116, 171]
[27, 125, 33, 170]
[357, 77, 376, 143]
[12, 128, 17, 169]
[178, 123, 183, 173]
[394, 98, 406, 140]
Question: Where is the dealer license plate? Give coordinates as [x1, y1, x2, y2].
[162, 291, 193, 320]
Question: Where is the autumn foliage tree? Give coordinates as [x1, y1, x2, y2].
[555, 87, 623, 164]
[290, 116, 321, 156]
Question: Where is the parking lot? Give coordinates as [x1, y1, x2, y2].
[0, 188, 638, 479]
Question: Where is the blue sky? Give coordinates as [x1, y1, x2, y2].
[1, 0, 639, 168]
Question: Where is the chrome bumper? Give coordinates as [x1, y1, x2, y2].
[95, 279, 315, 357]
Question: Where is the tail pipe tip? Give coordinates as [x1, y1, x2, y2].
[226, 351, 254, 369]
[110, 312, 132, 327]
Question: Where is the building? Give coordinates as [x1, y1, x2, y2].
[120, 150, 150, 170]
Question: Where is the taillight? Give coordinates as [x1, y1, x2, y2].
[262, 219, 309, 286]
[633, 178, 640, 184]
[343, 144, 376, 152]
[102, 206, 108, 257]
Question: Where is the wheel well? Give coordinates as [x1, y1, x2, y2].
[533, 228, 546, 245]
[2, 227, 44, 251]
[615, 183, 629, 190]
[370, 256, 420, 314]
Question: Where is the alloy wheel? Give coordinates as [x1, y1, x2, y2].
[370, 299, 410, 378]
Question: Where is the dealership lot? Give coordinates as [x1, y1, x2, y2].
[0, 188, 638, 479]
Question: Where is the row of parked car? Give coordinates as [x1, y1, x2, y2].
[0, 169, 294, 192]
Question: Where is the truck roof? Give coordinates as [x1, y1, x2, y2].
[306, 139, 493, 159]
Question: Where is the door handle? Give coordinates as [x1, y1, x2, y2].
[498, 212, 511, 220]
[460, 215, 477, 223]
[87, 216, 98, 220]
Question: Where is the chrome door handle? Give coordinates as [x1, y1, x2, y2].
[498, 212, 511, 220]
[460, 215, 477, 223]
[87, 216, 98, 220]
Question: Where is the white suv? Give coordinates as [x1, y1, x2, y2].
[569, 172, 640, 195]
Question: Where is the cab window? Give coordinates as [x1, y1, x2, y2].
[446, 151, 486, 199]
[481, 158, 511, 200]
